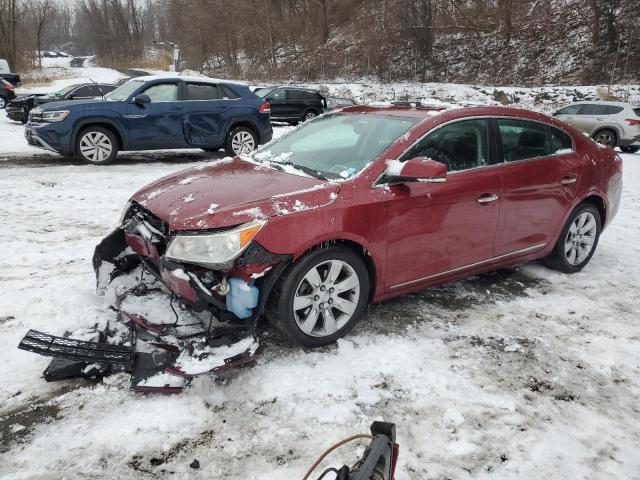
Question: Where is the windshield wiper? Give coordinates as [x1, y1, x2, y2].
[271, 160, 328, 180]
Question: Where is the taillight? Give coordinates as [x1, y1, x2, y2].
[626, 118, 640, 126]
[3, 85, 14, 91]
[259, 102, 270, 114]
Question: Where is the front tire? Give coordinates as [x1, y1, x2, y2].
[544, 203, 601, 273]
[76, 127, 118, 164]
[0, 96, 7, 109]
[267, 247, 370, 347]
[225, 126, 257, 156]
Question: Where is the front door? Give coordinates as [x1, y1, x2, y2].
[126, 81, 185, 150]
[266, 88, 287, 120]
[493, 118, 581, 257]
[385, 119, 502, 289]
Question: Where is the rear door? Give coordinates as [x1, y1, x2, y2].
[494, 118, 581, 257]
[182, 81, 228, 147]
[125, 81, 185, 150]
[266, 88, 287, 119]
[385, 118, 502, 289]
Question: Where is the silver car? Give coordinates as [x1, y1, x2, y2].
[553, 101, 640, 153]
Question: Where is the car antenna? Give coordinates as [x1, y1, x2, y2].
[90, 78, 105, 100]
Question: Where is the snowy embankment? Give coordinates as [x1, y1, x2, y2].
[0, 147, 638, 478]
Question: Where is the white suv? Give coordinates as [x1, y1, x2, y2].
[553, 101, 640, 153]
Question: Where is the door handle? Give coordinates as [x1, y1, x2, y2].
[169, 106, 181, 111]
[477, 194, 498, 204]
[560, 176, 577, 185]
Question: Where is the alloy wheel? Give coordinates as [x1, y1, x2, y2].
[564, 211, 597, 265]
[594, 131, 614, 146]
[231, 130, 256, 155]
[80, 131, 113, 163]
[0, 97, 6, 109]
[304, 111, 316, 121]
[293, 259, 360, 337]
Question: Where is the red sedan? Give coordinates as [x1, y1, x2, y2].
[95, 106, 623, 347]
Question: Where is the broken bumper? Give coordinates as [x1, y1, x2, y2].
[93, 217, 290, 323]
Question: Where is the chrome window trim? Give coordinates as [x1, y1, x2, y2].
[389, 242, 547, 290]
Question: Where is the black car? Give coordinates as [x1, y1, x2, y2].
[6, 82, 116, 123]
[0, 78, 16, 109]
[255, 86, 326, 124]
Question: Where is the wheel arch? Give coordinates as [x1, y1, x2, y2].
[591, 126, 620, 144]
[225, 119, 260, 143]
[72, 119, 126, 154]
[290, 238, 379, 304]
[582, 194, 606, 226]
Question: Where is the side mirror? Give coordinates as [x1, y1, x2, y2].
[67, 94, 75, 100]
[383, 157, 447, 184]
[133, 94, 151, 104]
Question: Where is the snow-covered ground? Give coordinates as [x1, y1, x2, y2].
[1, 71, 640, 478]
[0, 146, 639, 478]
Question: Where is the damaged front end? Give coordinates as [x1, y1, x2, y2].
[19, 202, 290, 393]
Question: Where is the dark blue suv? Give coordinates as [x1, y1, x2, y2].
[25, 75, 273, 164]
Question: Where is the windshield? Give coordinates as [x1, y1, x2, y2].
[253, 113, 418, 179]
[105, 79, 145, 101]
[255, 87, 276, 98]
[51, 84, 81, 97]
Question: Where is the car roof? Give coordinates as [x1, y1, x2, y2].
[131, 74, 248, 86]
[339, 105, 557, 123]
[564, 100, 633, 107]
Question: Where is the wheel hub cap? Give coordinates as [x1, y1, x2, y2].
[80, 132, 112, 163]
[564, 211, 597, 265]
[231, 131, 255, 155]
[293, 259, 360, 337]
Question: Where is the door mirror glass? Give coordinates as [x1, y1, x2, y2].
[384, 157, 448, 184]
[133, 93, 151, 104]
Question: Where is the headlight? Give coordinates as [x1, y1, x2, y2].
[41, 110, 70, 122]
[165, 220, 266, 266]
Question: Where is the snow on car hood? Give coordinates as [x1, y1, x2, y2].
[132, 157, 342, 231]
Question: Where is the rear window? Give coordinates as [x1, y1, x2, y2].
[579, 104, 622, 115]
[550, 127, 573, 153]
[556, 105, 581, 115]
[186, 83, 218, 100]
[498, 119, 551, 161]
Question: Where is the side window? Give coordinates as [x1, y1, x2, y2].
[287, 90, 305, 101]
[268, 89, 286, 101]
[403, 119, 489, 172]
[580, 104, 608, 115]
[557, 105, 581, 115]
[550, 127, 573, 154]
[604, 105, 623, 114]
[220, 85, 239, 99]
[100, 85, 117, 94]
[71, 86, 94, 98]
[186, 83, 218, 100]
[498, 119, 551, 162]
[142, 83, 179, 102]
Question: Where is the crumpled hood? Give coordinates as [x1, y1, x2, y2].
[132, 157, 341, 231]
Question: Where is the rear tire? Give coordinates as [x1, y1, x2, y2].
[225, 126, 258, 156]
[76, 127, 118, 165]
[267, 247, 370, 347]
[593, 129, 617, 147]
[620, 145, 640, 154]
[302, 110, 317, 122]
[544, 203, 601, 273]
[0, 96, 7, 109]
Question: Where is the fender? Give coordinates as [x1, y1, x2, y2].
[223, 115, 262, 142]
[71, 115, 131, 153]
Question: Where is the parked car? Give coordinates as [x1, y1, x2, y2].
[96, 105, 622, 347]
[255, 86, 326, 123]
[326, 97, 356, 111]
[0, 58, 21, 87]
[553, 100, 640, 153]
[0, 78, 16, 109]
[7, 82, 117, 123]
[25, 75, 272, 164]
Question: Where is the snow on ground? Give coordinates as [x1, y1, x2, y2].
[0, 73, 639, 478]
